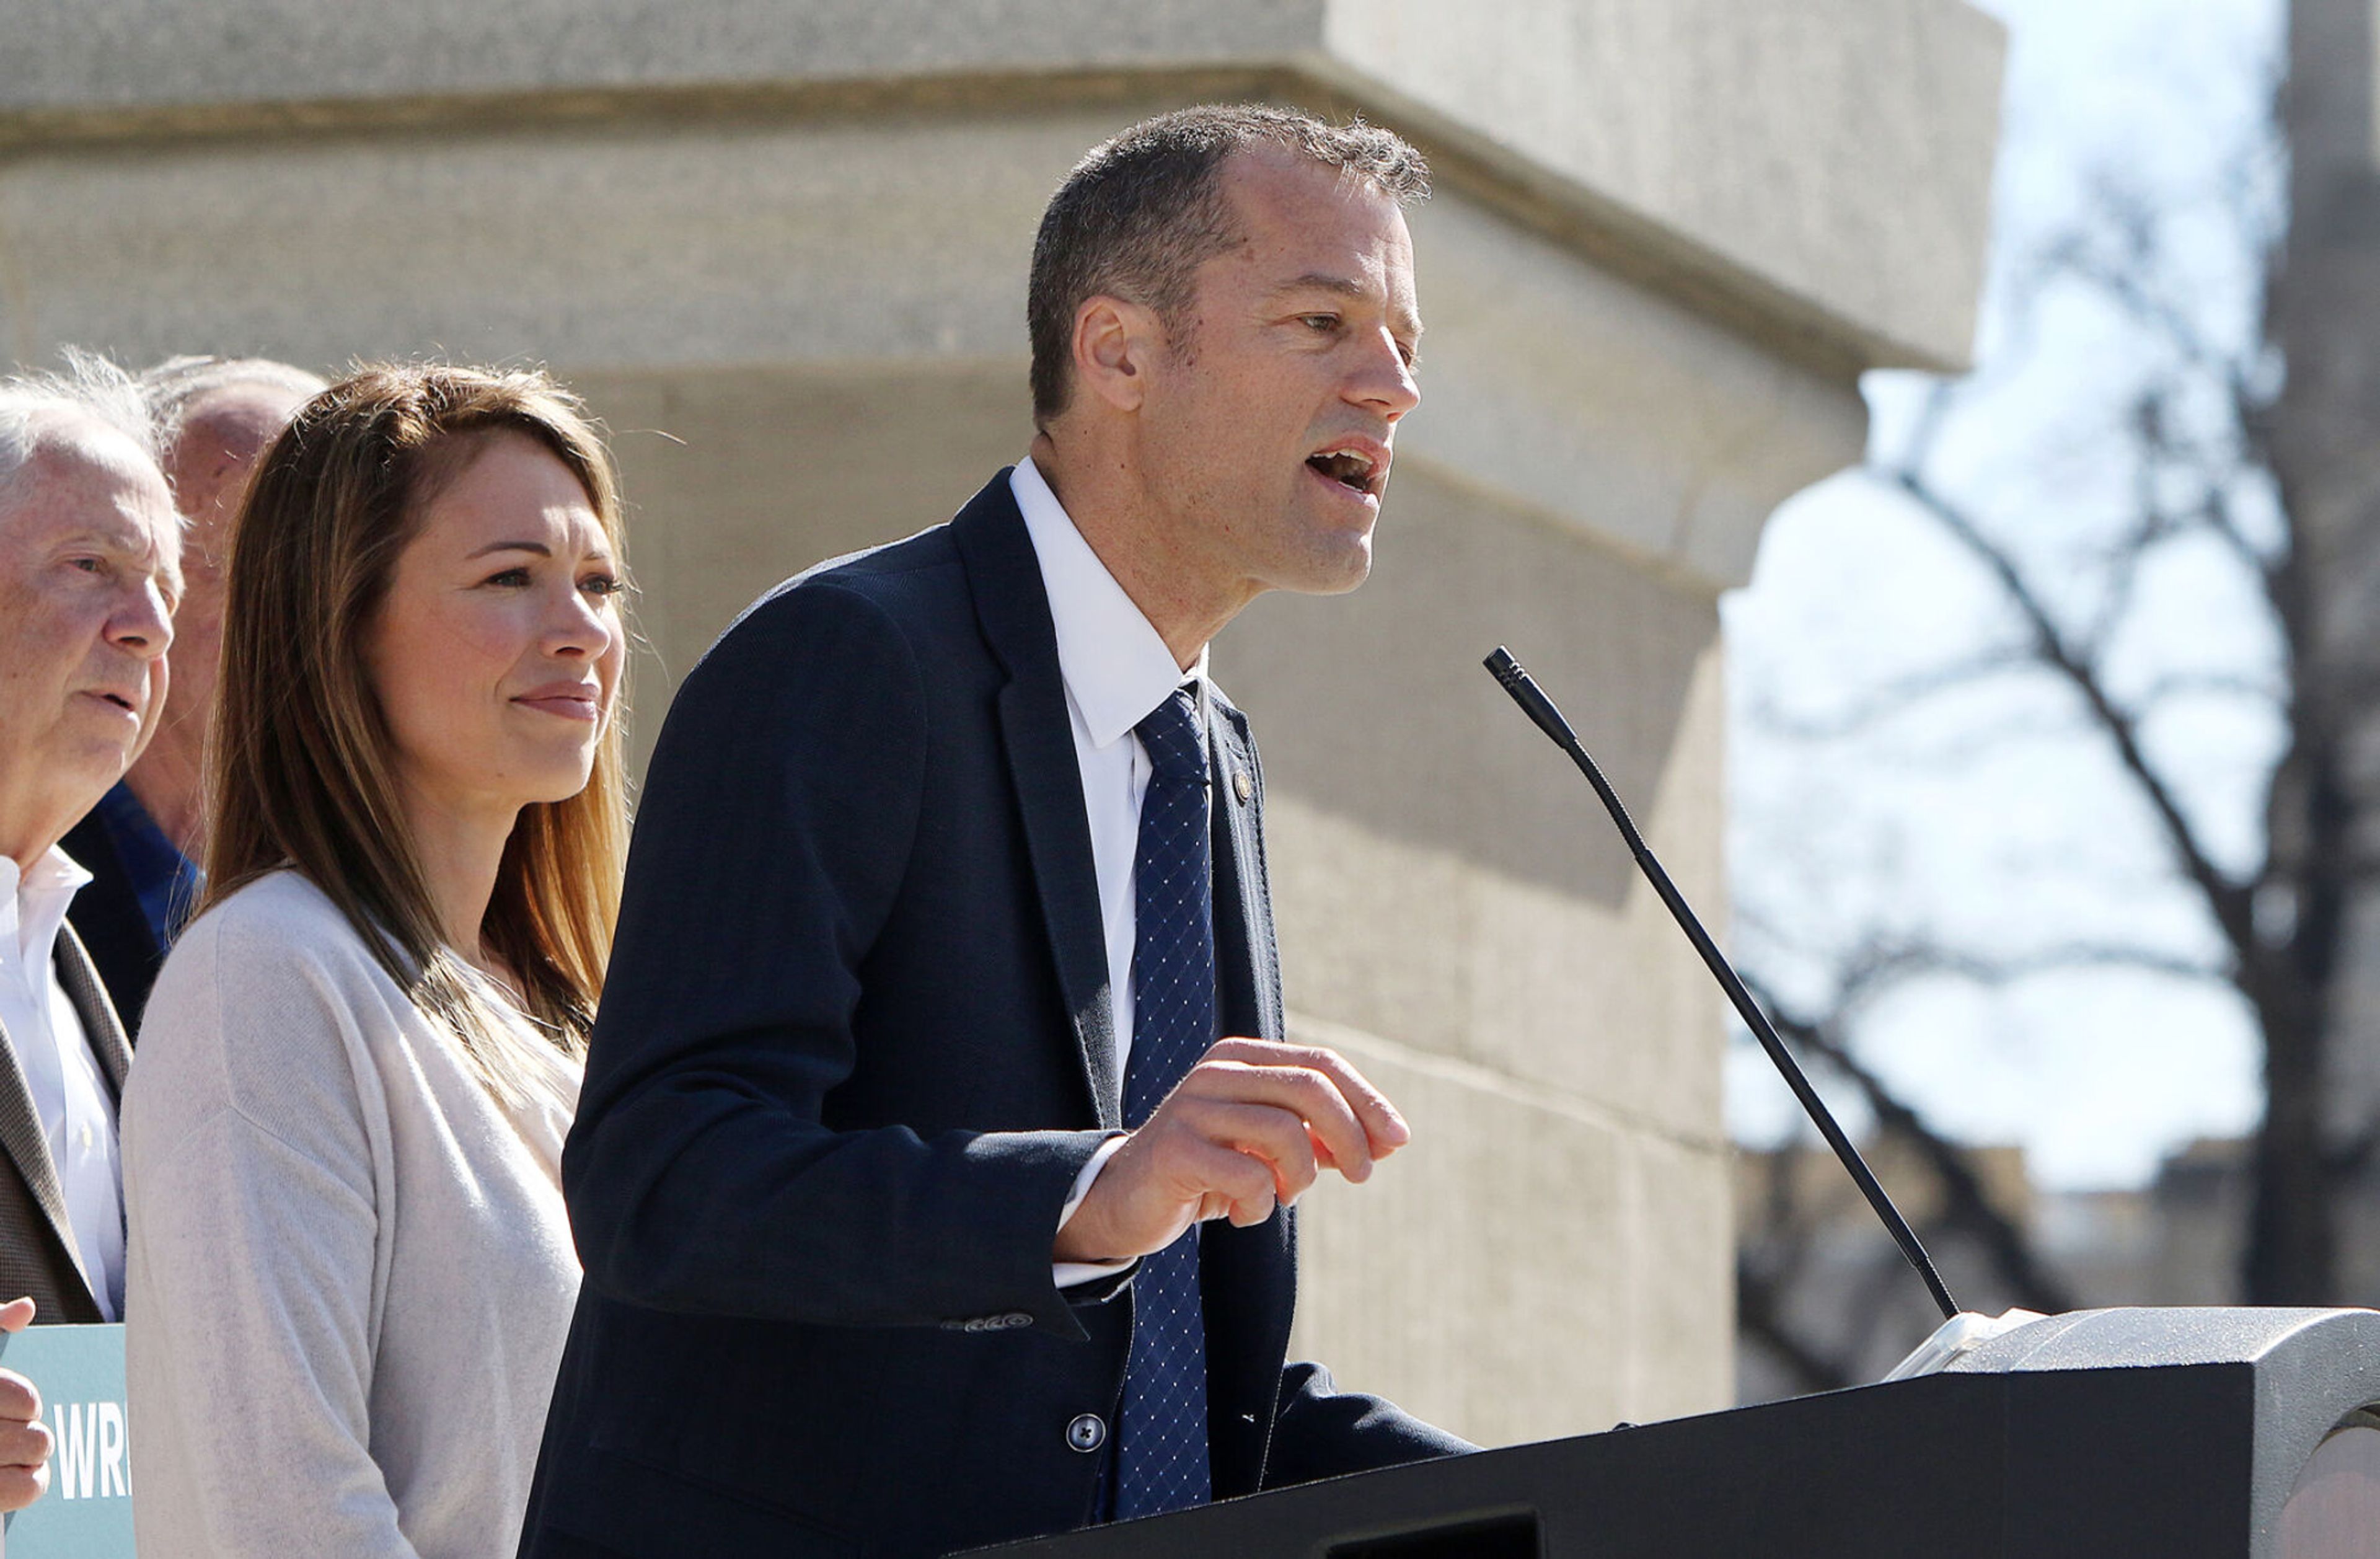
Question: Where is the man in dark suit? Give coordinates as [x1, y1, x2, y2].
[0, 353, 185, 1511]
[522, 105, 1465, 1559]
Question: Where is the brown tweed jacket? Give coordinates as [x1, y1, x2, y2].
[0, 923, 133, 1323]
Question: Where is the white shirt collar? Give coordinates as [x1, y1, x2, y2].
[1011, 457, 1207, 748]
[0, 846, 94, 978]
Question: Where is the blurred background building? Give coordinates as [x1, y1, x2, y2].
[0, 1, 2006, 1442]
[1738, 1126, 2380, 1405]
[1732, 0, 2380, 1405]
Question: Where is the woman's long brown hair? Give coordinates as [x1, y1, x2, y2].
[204, 363, 629, 1102]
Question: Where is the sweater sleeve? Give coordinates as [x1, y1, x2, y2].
[122, 909, 417, 1559]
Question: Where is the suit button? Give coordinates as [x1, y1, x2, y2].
[1065, 1413, 1106, 1453]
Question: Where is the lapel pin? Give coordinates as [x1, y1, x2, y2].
[1233, 770, 1253, 805]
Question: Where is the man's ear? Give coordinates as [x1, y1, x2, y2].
[1071, 295, 1162, 413]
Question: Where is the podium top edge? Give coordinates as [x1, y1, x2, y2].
[1941, 1306, 2380, 1376]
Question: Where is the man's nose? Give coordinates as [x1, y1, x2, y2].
[108, 575, 176, 660]
[1349, 330, 1421, 421]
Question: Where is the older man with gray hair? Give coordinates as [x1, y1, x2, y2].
[60, 356, 323, 1031]
[0, 348, 177, 1315]
[0, 349, 181, 1512]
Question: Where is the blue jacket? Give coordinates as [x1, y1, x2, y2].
[518, 474, 1463, 1559]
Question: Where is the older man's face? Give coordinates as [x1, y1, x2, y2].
[0, 422, 181, 864]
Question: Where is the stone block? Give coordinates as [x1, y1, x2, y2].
[0, 116, 1864, 587]
[1, 0, 2004, 373]
[1284, 1013, 1730, 1446]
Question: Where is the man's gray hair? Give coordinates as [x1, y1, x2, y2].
[141, 355, 329, 444]
[0, 347, 162, 515]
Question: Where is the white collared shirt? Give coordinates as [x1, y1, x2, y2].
[1011, 457, 1211, 1078]
[1012, 459, 1212, 1284]
[0, 847, 126, 1319]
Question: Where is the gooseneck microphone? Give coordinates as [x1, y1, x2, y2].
[1484, 646, 1960, 1323]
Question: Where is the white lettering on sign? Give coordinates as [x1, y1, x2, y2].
[53, 1402, 131, 1500]
[100, 1402, 128, 1498]
[56, 1404, 93, 1501]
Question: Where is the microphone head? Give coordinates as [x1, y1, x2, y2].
[1483, 645, 1577, 749]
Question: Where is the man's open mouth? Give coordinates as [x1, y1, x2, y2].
[1306, 449, 1380, 495]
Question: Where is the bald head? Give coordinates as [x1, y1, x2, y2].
[162, 380, 312, 594]
[131, 361, 322, 853]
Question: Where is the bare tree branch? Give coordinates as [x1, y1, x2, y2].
[1745, 647, 2040, 742]
[1748, 978, 2082, 1316]
[1830, 938, 2228, 996]
[1734, 911, 2226, 998]
[1879, 458, 2257, 958]
[2130, 669, 2285, 709]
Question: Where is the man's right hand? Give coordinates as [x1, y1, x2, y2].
[0, 1297, 51, 1513]
[1054, 1038, 1410, 1265]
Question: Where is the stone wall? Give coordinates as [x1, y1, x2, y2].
[0, 2, 2004, 1443]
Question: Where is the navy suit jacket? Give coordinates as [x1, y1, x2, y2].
[518, 474, 1463, 1559]
[60, 803, 170, 1036]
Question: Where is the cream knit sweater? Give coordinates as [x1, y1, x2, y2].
[121, 872, 581, 1558]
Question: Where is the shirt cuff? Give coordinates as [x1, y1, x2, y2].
[1052, 1134, 1134, 1289]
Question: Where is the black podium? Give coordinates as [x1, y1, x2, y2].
[974, 1307, 2380, 1558]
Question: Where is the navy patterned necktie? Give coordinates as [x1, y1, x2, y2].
[1115, 684, 1217, 1519]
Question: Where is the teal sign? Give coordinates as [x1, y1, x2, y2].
[0, 1325, 133, 1556]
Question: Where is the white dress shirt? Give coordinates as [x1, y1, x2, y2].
[0, 847, 126, 1320]
[1011, 458, 1213, 1284]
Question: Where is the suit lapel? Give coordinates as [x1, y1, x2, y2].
[952, 472, 1123, 1129]
[1201, 692, 1297, 1499]
[56, 924, 132, 1097]
[0, 1000, 84, 1285]
[1208, 695, 1284, 1043]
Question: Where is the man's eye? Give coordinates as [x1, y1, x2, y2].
[1300, 314, 1341, 333]
[69, 557, 104, 574]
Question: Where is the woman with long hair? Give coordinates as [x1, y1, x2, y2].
[121, 364, 630, 1558]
